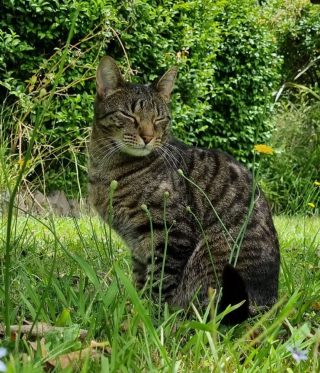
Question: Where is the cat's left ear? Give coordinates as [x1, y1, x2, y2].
[96, 56, 125, 99]
[154, 66, 178, 102]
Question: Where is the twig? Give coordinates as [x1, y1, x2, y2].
[108, 26, 133, 79]
[1, 323, 88, 341]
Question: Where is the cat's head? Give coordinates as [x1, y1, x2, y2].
[94, 56, 177, 157]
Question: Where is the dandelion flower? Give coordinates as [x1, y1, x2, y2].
[0, 347, 7, 372]
[253, 144, 274, 155]
[308, 203, 315, 208]
[314, 181, 320, 186]
[17, 159, 32, 168]
[17, 159, 25, 167]
[287, 346, 308, 364]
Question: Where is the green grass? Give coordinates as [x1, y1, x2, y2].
[0, 213, 320, 372]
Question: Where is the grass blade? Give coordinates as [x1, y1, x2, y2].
[115, 264, 170, 366]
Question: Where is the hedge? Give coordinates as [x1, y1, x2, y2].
[0, 0, 282, 195]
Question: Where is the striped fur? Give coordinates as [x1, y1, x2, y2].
[88, 57, 280, 321]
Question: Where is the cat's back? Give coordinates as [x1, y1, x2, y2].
[169, 137, 257, 209]
[167, 138, 277, 245]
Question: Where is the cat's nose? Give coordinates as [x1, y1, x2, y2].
[141, 135, 153, 144]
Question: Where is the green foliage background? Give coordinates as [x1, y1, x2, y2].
[258, 0, 320, 214]
[0, 0, 281, 193]
[260, 0, 320, 84]
[0, 0, 319, 213]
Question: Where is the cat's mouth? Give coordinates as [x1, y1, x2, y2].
[122, 144, 153, 157]
[120, 134, 158, 157]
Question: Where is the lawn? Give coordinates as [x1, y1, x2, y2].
[0, 213, 320, 372]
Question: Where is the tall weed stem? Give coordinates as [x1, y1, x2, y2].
[27, 220, 58, 338]
[231, 90, 268, 266]
[186, 206, 220, 290]
[108, 180, 121, 295]
[3, 10, 78, 338]
[141, 204, 154, 316]
[158, 191, 170, 322]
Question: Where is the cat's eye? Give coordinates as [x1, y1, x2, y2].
[155, 117, 169, 124]
[119, 111, 137, 124]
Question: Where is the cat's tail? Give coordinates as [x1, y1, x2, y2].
[219, 264, 249, 324]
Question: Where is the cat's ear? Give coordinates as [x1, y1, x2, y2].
[154, 66, 178, 102]
[96, 56, 125, 98]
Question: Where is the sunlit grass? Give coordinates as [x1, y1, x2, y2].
[0, 214, 319, 372]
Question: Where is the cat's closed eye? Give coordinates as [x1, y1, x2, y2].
[118, 111, 137, 124]
[155, 117, 169, 124]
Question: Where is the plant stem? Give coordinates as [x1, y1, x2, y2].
[108, 180, 122, 295]
[186, 206, 220, 290]
[158, 191, 170, 322]
[141, 204, 154, 316]
[4, 10, 78, 338]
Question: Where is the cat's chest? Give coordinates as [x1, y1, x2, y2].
[113, 177, 178, 215]
[108, 176, 183, 254]
[90, 160, 189, 240]
[111, 173, 185, 223]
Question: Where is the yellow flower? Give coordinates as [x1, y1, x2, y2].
[253, 144, 274, 155]
[308, 203, 315, 208]
[314, 181, 320, 186]
[311, 302, 320, 310]
[16, 159, 32, 168]
[17, 159, 25, 167]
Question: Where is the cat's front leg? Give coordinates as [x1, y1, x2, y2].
[131, 252, 149, 291]
[131, 241, 189, 305]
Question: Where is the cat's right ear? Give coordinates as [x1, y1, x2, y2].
[154, 66, 178, 102]
[96, 56, 125, 99]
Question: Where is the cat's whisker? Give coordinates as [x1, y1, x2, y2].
[91, 141, 115, 151]
[163, 147, 182, 172]
[164, 143, 188, 172]
[100, 142, 125, 166]
[91, 142, 119, 159]
[155, 147, 172, 171]
[157, 146, 178, 172]
[155, 148, 171, 171]
[102, 142, 125, 160]
[165, 142, 187, 158]
[100, 149, 121, 167]
[166, 142, 188, 156]
[160, 145, 183, 172]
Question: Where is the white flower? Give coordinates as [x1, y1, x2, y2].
[0, 347, 7, 372]
[287, 345, 308, 364]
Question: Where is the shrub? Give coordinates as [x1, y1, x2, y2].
[260, 94, 320, 214]
[0, 0, 114, 195]
[256, 0, 320, 214]
[259, 0, 320, 84]
[0, 0, 282, 195]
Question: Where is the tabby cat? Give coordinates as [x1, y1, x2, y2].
[88, 56, 280, 323]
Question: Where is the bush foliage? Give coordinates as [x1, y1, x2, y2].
[257, 0, 320, 214]
[260, 95, 320, 215]
[0, 0, 283, 195]
[259, 0, 320, 85]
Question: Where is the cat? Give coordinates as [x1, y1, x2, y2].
[88, 56, 280, 323]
